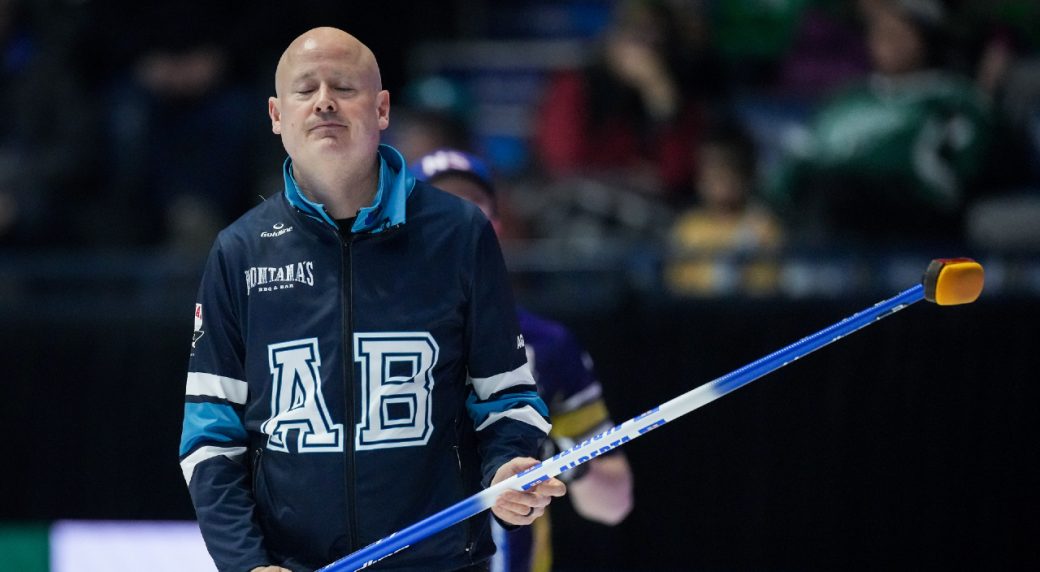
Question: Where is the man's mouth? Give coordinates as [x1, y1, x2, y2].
[309, 122, 346, 132]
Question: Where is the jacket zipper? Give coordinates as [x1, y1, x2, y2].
[454, 415, 477, 558]
[340, 230, 359, 552]
[251, 447, 263, 497]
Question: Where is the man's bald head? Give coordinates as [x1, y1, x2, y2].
[274, 27, 382, 96]
[266, 25, 391, 211]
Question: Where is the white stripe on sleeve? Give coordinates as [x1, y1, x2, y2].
[185, 372, 248, 405]
[468, 362, 536, 401]
[475, 405, 552, 434]
[180, 445, 247, 485]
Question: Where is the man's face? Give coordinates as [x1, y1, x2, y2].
[696, 145, 748, 213]
[867, 7, 926, 75]
[268, 32, 390, 175]
[430, 174, 501, 234]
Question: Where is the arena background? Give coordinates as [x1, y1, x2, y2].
[1, 1, 1038, 570]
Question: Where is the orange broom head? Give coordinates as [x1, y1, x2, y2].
[923, 258, 984, 306]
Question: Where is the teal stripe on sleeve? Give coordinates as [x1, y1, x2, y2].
[465, 391, 550, 425]
[179, 402, 248, 456]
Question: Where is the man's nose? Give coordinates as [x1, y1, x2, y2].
[314, 86, 336, 113]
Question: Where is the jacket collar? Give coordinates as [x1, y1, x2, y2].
[282, 144, 415, 234]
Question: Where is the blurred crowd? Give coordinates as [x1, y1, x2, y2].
[2, 0, 1039, 293]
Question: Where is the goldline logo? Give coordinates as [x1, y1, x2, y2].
[261, 222, 294, 238]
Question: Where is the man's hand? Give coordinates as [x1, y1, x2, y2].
[490, 457, 567, 526]
[250, 567, 292, 572]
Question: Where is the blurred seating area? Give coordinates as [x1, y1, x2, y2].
[1, 0, 1039, 302]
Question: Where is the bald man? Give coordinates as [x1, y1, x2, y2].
[180, 28, 563, 572]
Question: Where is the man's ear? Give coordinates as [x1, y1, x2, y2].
[377, 90, 390, 130]
[268, 97, 282, 134]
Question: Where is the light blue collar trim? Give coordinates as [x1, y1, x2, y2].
[282, 144, 415, 233]
[282, 159, 337, 227]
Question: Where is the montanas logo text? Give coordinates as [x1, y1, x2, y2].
[245, 261, 314, 295]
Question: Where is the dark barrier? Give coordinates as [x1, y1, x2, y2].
[551, 294, 1038, 571]
[1, 290, 1037, 570]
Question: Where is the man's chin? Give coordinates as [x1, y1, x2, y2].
[294, 139, 377, 166]
[309, 137, 352, 153]
[311, 132, 346, 143]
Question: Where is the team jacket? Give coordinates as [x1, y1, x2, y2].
[179, 145, 551, 572]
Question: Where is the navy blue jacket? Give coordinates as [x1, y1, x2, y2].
[179, 145, 550, 572]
